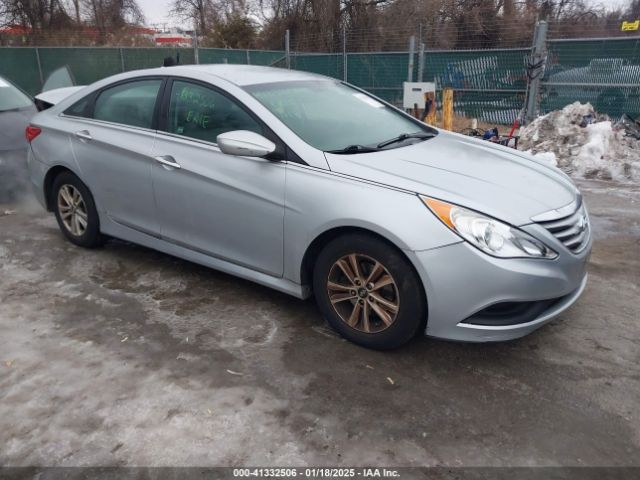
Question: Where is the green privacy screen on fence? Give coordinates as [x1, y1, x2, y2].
[0, 47, 282, 96]
[0, 47, 195, 95]
[0, 47, 42, 96]
[290, 53, 343, 82]
[199, 49, 284, 66]
[1, 39, 638, 122]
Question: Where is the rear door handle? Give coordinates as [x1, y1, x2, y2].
[75, 130, 92, 141]
[154, 155, 181, 170]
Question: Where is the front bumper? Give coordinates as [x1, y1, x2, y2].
[407, 233, 591, 342]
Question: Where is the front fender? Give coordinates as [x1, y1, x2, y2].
[283, 163, 461, 284]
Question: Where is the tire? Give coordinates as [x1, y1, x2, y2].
[51, 171, 104, 248]
[313, 233, 426, 350]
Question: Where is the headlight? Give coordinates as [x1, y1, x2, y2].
[420, 196, 557, 259]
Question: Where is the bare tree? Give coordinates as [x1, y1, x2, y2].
[168, 0, 214, 32]
[1, 0, 634, 48]
[253, 0, 392, 51]
[0, 0, 72, 28]
[69, 0, 82, 24]
[83, 0, 145, 42]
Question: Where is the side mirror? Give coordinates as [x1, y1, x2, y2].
[217, 130, 276, 158]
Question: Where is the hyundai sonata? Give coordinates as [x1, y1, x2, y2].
[26, 65, 591, 349]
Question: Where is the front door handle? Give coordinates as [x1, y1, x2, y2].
[75, 130, 92, 141]
[154, 155, 181, 170]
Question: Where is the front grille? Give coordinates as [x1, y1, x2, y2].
[537, 204, 590, 254]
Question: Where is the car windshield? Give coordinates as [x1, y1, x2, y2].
[245, 80, 436, 152]
[0, 77, 33, 112]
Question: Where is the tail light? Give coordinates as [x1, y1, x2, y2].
[26, 125, 42, 143]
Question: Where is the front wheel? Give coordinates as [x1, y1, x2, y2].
[313, 234, 426, 350]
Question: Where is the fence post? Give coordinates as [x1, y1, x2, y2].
[119, 48, 125, 72]
[342, 24, 347, 81]
[425, 92, 436, 126]
[407, 35, 416, 82]
[417, 42, 425, 82]
[443, 88, 454, 131]
[193, 28, 200, 64]
[35, 47, 44, 88]
[525, 20, 548, 123]
[285, 29, 291, 69]
[246, 49, 251, 65]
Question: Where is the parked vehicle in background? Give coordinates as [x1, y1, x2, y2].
[545, 58, 640, 118]
[0, 75, 37, 202]
[0, 75, 37, 150]
[26, 65, 591, 349]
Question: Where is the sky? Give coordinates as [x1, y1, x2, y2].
[136, 0, 633, 28]
[137, 0, 174, 28]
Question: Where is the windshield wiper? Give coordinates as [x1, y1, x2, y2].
[327, 144, 381, 155]
[376, 132, 436, 149]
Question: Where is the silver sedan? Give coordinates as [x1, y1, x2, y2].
[25, 65, 591, 349]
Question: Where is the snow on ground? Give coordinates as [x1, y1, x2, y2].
[519, 102, 640, 182]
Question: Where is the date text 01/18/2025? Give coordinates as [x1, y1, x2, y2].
[233, 468, 401, 478]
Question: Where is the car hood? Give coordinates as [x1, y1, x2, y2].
[324, 130, 579, 226]
[0, 106, 37, 151]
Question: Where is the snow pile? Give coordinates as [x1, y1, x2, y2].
[531, 151, 558, 167]
[519, 102, 640, 182]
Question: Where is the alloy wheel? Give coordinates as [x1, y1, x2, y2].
[326, 253, 400, 333]
[57, 184, 88, 237]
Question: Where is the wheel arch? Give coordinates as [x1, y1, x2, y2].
[301, 225, 429, 337]
[43, 165, 80, 211]
[300, 226, 428, 305]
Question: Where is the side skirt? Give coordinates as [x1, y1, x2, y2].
[99, 215, 311, 300]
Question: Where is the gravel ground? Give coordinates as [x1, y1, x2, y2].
[0, 179, 639, 468]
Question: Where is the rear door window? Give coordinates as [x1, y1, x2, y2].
[93, 79, 162, 129]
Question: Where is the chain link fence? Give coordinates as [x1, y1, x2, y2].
[287, 21, 640, 124]
[1, 21, 639, 124]
[287, 25, 531, 124]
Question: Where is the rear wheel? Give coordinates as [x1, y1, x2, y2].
[52, 172, 104, 248]
[313, 233, 426, 350]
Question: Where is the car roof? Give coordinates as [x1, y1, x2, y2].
[131, 64, 333, 87]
